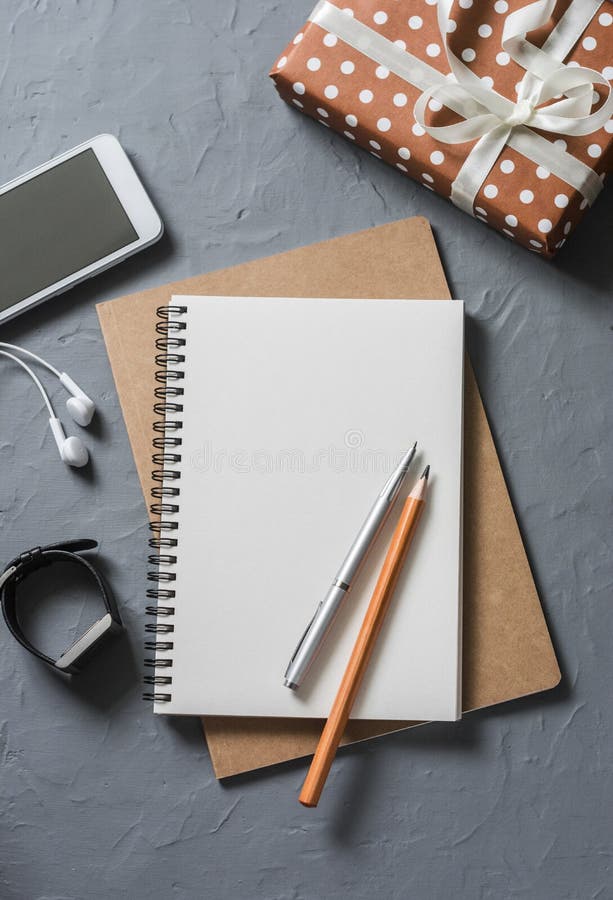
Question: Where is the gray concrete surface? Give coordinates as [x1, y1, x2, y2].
[1, 2, 612, 898]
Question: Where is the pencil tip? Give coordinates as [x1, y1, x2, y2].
[421, 465, 430, 480]
[412, 441, 417, 451]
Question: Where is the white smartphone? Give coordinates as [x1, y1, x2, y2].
[0, 134, 163, 324]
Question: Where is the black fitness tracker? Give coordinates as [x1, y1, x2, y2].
[0, 540, 122, 673]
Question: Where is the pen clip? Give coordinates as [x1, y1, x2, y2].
[286, 605, 321, 667]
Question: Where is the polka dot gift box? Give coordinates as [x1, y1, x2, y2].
[270, 0, 613, 256]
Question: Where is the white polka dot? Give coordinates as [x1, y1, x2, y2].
[318, 119, 329, 127]
[481, 76, 494, 90]
[377, 117, 391, 132]
[567, 60, 580, 68]
[494, 0, 508, 11]
[599, 12, 613, 26]
[323, 33, 338, 47]
[603, 67, 613, 81]
[503, 229, 515, 238]
[393, 92, 408, 107]
[307, 57, 321, 71]
[593, 90, 600, 105]
[483, 183, 498, 198]
[375, 65, 390, 79]
[554, 139, 567, 151]
[515, 82, 523, 95]
[505, 214, 518, 227]
[344, 131, 355, 140]
[342, 7, 354, 15]
[369, 140, 381, 150]
[564, 221, 572, 235]
[430, 150, 445, 165]
[293, 82, 305, 95]
[370, 151, 381, 159]
[462, 48, 476, 62]
[605, 118, 613, 133]
[536, 166, 550, 179]
[476, 215, 487, 222]
[292, 99, 304, 108]
[555, 239, 566, 250]
[496, 52, 510, 66]
[277, 56, 287, 69]
[459, 0, 473, 7]
[373, 10, 387, 24]
[422, 173, 434, 183]
[538, 219, 553, 234]
[340, 60, 355, 74]
[359, 89, 373, 103]
[520, 189, 534, 204]
[409, 15, 423, 29]
[398, 147, 411, 160]
[429, 98, 443, 112]
[478, 24, 493, 38]
[394, 39, 407, 50]
[554, 193, 569, 208]
[500, 159, 515, 174]
[345, 113, 358, 127]
[447, 20, 457, 33]
[293, 32, 304, 44]
[396, 163, 408, 172]
[588, 143, 602, 157]
[412, 123, 425, 136]
[317, 107, 329, 118]
[475, 207, 487, 216]
[580, 197, 589, 210]
[427, 43, 441, 57]
[582, 36, 597, 51]
[425, 0, 437, 4]
[324, 84, 339, 99]
[530, 240, 543, 248]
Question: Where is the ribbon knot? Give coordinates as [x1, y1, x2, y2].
[412, 0, 613, 215]
[504, 99, 534, 128]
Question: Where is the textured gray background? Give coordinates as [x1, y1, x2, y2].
[1, 2, 612, 898]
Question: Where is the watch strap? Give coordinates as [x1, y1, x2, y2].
[0, 541, 122, 672]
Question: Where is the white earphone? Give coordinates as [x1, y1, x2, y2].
[0, 343, 96, 469]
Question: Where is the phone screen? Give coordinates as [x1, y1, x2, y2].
[0, 149, 138, 310]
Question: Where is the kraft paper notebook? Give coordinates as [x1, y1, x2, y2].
[96, 217, 561, 778]
[149, 296, 464, 720]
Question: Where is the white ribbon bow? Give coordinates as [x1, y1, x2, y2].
[414, 0, 613, 213]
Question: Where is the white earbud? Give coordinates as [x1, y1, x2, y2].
[0, 342, 96, 427]
[49, 417, 89, 468]
[59, 373, 96, 426]
[0, 348, 90, 469]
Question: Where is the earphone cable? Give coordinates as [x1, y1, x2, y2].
[0, 349, 56, 417]
[0, 342, 62, 379]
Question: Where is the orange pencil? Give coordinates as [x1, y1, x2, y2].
[299, 466, 430, 808]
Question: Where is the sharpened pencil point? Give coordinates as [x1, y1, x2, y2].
[421, 465, 430, 480]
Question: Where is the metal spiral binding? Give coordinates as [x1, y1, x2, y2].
[143, 304, 187, 702]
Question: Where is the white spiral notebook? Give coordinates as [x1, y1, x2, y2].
[147, 296, 464, 720]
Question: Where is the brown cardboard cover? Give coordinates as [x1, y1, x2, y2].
[270, 0, 613, 258]
[96, 217, 560, 778]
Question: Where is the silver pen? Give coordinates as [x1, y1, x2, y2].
[284, 441, 417, 690]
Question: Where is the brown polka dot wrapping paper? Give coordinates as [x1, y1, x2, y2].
[270, 0, 613, 257]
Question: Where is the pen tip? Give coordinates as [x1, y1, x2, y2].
[412, 441, 417, 452]
[421, 465, 430, 480]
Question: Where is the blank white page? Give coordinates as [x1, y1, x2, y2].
[154, 296, 463, 720]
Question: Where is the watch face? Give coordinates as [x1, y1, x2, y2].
[55, 613, 118, 671]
